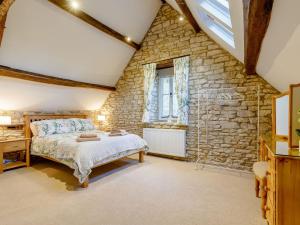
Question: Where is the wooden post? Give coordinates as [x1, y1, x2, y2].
[0, 148, 3, 174]
[255, 177, 260, 198]
[261, 177, 267, 219]
[81, 177, 89, 188]
[139, 151, 144, 163]
[25, 139, 30, 167]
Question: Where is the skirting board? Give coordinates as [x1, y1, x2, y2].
[147, 152, 187, 161]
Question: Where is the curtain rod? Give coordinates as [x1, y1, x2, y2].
[142, 54, 190, 66]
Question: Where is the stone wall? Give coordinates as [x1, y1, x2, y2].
[100, 4, 279, 170]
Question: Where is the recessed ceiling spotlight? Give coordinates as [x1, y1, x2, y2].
[126, 36, 131, 42]
[71, 1, 79, 9]
[179, 15, 184, 21]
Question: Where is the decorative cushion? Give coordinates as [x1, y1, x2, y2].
[32, 120, 57, 137]
[54, 119, 75, 134]
[70, 118, 95, 131]
[253, 161, 268, 179]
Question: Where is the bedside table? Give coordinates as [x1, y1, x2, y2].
[0, 138, 30, 173]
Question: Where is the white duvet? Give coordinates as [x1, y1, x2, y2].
[31, 131, 148, 183]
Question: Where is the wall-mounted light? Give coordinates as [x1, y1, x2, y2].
[70, 1, 79, 9]
[97, 115, 106, 122]
[97, 114, 106, 131]
[179, 15, 184, 21]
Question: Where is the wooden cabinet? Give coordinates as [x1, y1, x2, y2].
[263, 139, 300, 225]
[0, 138, 30, 173]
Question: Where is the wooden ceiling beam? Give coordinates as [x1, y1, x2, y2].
[0, 0, 14, 21]
[0, 13, 7, 46]
[175, 0, 200, 33]
[0, 65, 116, 91]
[0, 0, 15, 46]
[48, 0, 140, 50]
[243, 0, 274, 75]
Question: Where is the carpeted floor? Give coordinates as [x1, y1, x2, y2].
[0, 155, 266, 225]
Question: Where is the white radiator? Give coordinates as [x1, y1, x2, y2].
[143, 128, 186, 157]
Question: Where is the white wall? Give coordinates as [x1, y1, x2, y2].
[257, 0, 300, 92]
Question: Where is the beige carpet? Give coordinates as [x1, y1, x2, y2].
[0, 155, 266, 225]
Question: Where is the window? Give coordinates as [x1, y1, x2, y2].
[198, 0, 235, 47]
[158, 68, 178, 120]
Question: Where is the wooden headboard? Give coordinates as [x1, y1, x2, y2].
[24, 114, 88, 139]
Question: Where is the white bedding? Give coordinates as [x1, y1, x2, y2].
[31, 131, 148, 183]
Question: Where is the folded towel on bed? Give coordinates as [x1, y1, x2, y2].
[80, 133, 97, 138]
[76, 137, 100, 142]
[109, 130, 128, 136]
[110, 129, 122, 134]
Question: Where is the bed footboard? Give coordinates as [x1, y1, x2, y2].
[80, 150, 145, 188]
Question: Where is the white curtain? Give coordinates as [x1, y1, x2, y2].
[174, 56, 189, 125]
[142, 63, 156, 123]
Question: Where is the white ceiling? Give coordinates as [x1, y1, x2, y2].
[0, 0, 161, 111]
[257, 0, 300, 92]
[78, 0, 160, 43]
[166, 0, 244, 62]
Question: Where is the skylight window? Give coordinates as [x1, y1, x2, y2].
[197, 0, 235, 48]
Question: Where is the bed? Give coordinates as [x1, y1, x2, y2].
[24, 114, 147, 188]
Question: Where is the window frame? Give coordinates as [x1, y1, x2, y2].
[197, 0, 235, 48]
[158, 74, 178, 121]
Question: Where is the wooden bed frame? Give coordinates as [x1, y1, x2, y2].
[24, 114, 145, 188]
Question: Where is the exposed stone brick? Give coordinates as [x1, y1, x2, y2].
[99, 4, 279, 171]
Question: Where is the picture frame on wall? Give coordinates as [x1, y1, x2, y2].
[289, 84, 300, 148]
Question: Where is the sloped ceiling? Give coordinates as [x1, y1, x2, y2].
[256, 0, 300, 92]
[167, 0, 300, 92]
[0, 0, 161, 111]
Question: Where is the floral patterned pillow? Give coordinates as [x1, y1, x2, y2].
[54, 119, 76, 134]
[32, 118, 95, 137]
[70, 118, 95, 131]
[32, 120, 57, 137]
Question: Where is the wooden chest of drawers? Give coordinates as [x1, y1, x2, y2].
[263, 141, 300, 225]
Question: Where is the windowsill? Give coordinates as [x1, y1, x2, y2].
[143, 121, 188, 129]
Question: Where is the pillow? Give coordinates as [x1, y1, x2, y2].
[70, 118, 95, 131]
[54, 119, 76, 134]
[31, 120, 57, 137]
[31, 118, 95, 137]
[30, 123, 38, 136]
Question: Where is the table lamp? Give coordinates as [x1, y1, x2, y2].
[97, 115, 106, 130]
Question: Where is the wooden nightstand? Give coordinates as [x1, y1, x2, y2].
[0, 138, 30, 173]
